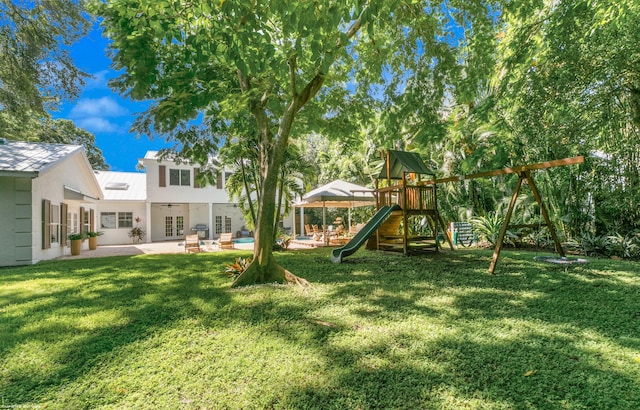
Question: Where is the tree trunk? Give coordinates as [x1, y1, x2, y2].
[231, 107, 309, 288]
[231, 158, 308, 288]
[231, 66, 327, 288]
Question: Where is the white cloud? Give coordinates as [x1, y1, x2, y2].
[75, 117, 121, 133]
[70, 96, 128, 118]
[83, 70, 111, 90]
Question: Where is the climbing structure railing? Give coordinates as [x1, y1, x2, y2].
[376, 185, 436, 212]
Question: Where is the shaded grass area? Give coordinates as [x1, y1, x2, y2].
[1, 248, 639, 409]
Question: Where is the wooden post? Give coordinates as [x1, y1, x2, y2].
[437, 212, 455, 250]
[524, 171, 565, 257]
[402, 172, 408, 254]
[489, 173, 524, 274]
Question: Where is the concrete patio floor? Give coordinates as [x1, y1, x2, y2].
[59, 237, 326, 260]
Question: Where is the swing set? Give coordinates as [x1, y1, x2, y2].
[430, 155, 587, 274]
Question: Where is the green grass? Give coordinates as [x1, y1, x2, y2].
[1, 248, 639, 409]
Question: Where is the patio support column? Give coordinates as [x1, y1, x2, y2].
[145, 202, 152, 243]
[300, 205, 305, 237]
[208, 203, 214, 240]
[322, 202, 327, 245]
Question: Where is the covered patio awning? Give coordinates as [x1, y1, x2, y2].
[291, 179, 375, 239]
[293, 179, 375, 208]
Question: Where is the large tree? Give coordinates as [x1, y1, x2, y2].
[94, 0, 495, 287]
[0, 0, 91, 137]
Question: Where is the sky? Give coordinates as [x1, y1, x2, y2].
[54, 23, 171, 172]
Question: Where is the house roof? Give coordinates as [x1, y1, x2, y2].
[0, 140, 83, 177]
[94, 171, 147, 201]
[378, 150, 435, 180]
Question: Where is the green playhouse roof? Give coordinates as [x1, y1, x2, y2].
[378, 150, 435, 180]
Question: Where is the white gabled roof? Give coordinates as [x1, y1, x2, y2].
[0, 140, 83, 177]
[144, 150, 160, 159]
[94, 171, 147, 201]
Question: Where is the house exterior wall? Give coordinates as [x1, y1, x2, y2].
[143, 157, 232, 204]
[140, 156, 246, 241]
[211, 203, 246, 238]
[97, 201, 147, 245]
[31, 152, 100, 263]
[0, 176, 32, 266]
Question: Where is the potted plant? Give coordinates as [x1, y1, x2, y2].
[86, 231, 103, 250]
[69, 233, 83, 256]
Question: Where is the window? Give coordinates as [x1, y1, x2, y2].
[50, 204, 60, 244]
[169, 169, 179, 185]
[68, 212, 78, 235]
[101, 212, 117, 229]
[169, 169, 190, 186]
[215, 216, 222, 234]
[83, 209, 90, 233]
[181, 169, 190, 186]
[118, 212, 133, 228]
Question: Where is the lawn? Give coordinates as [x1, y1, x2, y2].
[1, 248, 639, 409]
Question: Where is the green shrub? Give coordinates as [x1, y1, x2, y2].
[471, 212, 517, 246]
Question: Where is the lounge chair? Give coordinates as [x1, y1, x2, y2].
[184, 234, 201, 253]
[312, 225, 323, 242]
[304, 224, 313, 236]
[214, 232, 234, 250]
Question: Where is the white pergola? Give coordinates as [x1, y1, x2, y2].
[291, 179, 375, 237]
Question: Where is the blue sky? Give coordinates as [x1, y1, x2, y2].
[54, 23, 171, 172]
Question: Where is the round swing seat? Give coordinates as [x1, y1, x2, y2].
[533, 256, 589, 266]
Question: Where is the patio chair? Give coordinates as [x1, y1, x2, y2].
[214, 232, 234, 250]
[184, 234, 201, 253]
[312, 225, 323, 241]
[304, 224, 313, 236]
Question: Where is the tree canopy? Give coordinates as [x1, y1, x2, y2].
[93, 0, 640, 281]
[0, 0, 91, 137]
[93, 0, 501, 286]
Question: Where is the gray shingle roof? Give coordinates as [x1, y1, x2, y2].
[0, 140, 83, 176]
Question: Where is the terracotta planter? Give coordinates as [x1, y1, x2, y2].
[88, 236, 98, 250]
[70, 239, 82, 255]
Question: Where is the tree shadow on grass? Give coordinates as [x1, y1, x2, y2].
[0, 254, 233, 404]
[265, 248, 640, 408]
[2, 249, 639, 408]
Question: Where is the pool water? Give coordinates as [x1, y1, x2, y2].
[233, 237, 254, 244]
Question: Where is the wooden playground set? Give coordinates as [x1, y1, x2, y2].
[332, 150, 585, 273]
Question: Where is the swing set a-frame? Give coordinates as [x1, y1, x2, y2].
[432, 155, 585, 274]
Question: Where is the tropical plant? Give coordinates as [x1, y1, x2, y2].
[128, 227, 144, 244]
[68, 233, 84, 241]
[471, 211, 517, 247]
[608, 233, 639, 259]
[224, 257, 252, 278]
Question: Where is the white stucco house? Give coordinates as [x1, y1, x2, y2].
[0, 141, 247, 267]
[95, 151, 245, 245]
[0, 140, 103, 266]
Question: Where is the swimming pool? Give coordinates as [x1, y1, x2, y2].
[233, 237, 254, 244]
